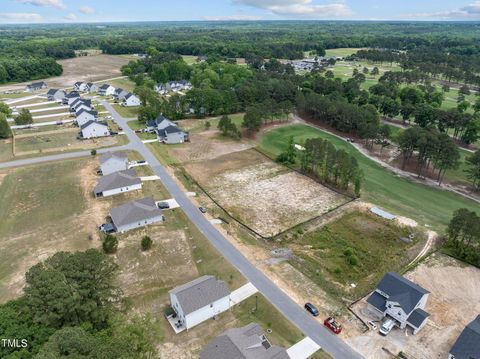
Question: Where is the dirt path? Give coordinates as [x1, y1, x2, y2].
[408, 231, 438, 266]
[292, 115, 480, 204]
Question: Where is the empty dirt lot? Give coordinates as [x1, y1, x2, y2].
[185, 148, 349, 237]
[0, 54, 134, 91]
[348, 253, 480, 359]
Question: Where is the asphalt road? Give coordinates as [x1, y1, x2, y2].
[101, 101, 364, 359]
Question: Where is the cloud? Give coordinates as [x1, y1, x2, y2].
[0, 12, 43, 23]
[63, 13, 77, 21]
[16, 0, 66, 10]
[201, 14, 262, 20]
[233, 0, 352, 18]
[403, 1, 480, 20]
[79, 6, 95, 15]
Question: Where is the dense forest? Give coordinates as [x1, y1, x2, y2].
[2, 21, 480, 83]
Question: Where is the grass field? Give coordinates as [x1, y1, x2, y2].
[112, 104, 139, 118]
[109, 78, 136, 92]
[259, 124, 479, 230]
[325, 48, 365, 58]
[181, 55, 198, 65]
[288, 211, 421, 298]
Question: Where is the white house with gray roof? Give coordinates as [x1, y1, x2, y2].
[367, 272, 430, 334]
[74, 81, 87, 92]
[122, 93, 141, 107]
[99, 151, 129, 175]
[75, 109, 98, 127]
[146, 115, 188, 144]
[200, 323, 289, 359]
[449, 315, 480, 359]
[98, 84, 116, 96]
[85, 82, 98, 93]
[169, 275, 230, 331]
[47, 89, 66, 102]
[113, 88, 129, 101]
[109, 197, 163, 233]
[25, 81, 47, 92]
[93, 169, 142, 198]
[80, 121, 110, 139]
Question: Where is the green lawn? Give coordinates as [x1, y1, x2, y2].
[325, 48, 365, 58]
[181, 55, 198, 65]
[109, 78, 136, 92]
[288, 211, 421, 298]
[112, 104, 139, 118]
[259, 124, 479, 231]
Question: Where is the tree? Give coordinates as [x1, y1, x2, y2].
[432, 134, 460, 185]
[0, 102, 11, 116]
[398, 127, 419, 169]
[276, 136, 296, 165]
[205, 121, 211, 130]
[141, 236, 153, 251]
[242, 106, 263, 133]
[24, 249, 119, 329]
[371, 67, 379, 76]
[465, 150, 480, 190]
[15, 108, 33, 125]
[90, 149, 97, 156]
[0, 113, 12, 139]
[103, 235, 118, 254]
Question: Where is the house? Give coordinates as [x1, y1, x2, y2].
[25, 81, 47, 92]
[146, 115, 188, 144]
[64, 91, 80, 105]
[169, 275, 230, 331]
[85, 82, 98, 93]
[98, 151, 129, 175]
[93, 169, 142, 198]
[74, 82, 88, 92]
[75, 109, 98, 127]
[122, 93, 140, 107]
[71, 99, 93, 113]
[98, 84, 116, 96]
[47, 89, 66, 102]
[80, 120, 110, 139]
[157, 125, 188, 144]
[197, 55, 208, 62]
[367, 272, 430, 334]
[449, 315, 480, 359]
[200, 323, 289, 359]
[109, 197, 163, 233]
[113, 88, 129, 101]
[154, 80, 192, 95]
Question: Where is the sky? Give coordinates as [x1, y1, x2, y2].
[1, 0, 480, 24]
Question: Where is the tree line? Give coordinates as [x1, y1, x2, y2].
[0, 249, 158, 358]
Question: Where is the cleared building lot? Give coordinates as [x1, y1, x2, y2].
[348, 253, 480, 359]
[184, 148, 349, 237]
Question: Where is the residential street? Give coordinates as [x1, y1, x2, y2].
[100, 101, 365, 359]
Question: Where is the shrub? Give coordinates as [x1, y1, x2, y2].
[103, 235, 118, 254]
[348, 255, 359, 266]
[141, 236, 153, 251]
[343, 248, 354, 257]
[91, 149, 97, 156]
[334, 267, 342, 274]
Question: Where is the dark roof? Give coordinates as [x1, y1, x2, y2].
[124, 92, 136, 100]
[99, 151, 128, 164]
[114, 87, 124, 94]
[407, 308, 430, 328]
[99, 84, 111, 90]
[74, 81, 84, 86]
[367, 291, 387, 312]
[76, 108, 97, 117]
[80, 120, 107, 130]
[86, 82, 94, 87]
[47, 89, 59, 95]
[450, 315, 480, 359]
[146, 114, 170, 128]
[375, 272, 429, 314]
[164, 125, 183, 134]
[110, 197, 162, 228]
[200, 323, 289, 359]
[94, 169, 141, 193]
[66, 91, 80, 98]
[170, 275, 230, 315]
[28, 81, 46, 89]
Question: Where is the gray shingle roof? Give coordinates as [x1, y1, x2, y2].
[94, 169, 141, 193]
[76, 108, 97, 117]
[164, 125, 183, 134]
[110, 197, 162, 228]
[200, 323, 289, 359]
[99, 151, 128, 165]
[367, 291, 387, 312]
[450, 315, 480, 359]
[99, 84, 111, 90]
[80, 120, 107, 130]
[407, 308, 430, 328]
[374, 272, 429, 314]
[170, 275, 230, 315]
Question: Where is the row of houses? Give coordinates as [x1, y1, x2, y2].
[96, 152, 163, 233]
[154, 80, 192, 95]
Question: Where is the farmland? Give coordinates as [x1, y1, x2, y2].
[259, 124, 479, 231]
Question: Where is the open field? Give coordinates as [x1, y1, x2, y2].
[259, 124, 479, 231]
[286, 210, 424, 299]
[177, 113, 245, 133]
[185, 148, 349, 237]
[112, 104, 139, 118]
[0, 54, 135, 91]
[108, 78, 136, 92]
[349, 253, 480, 359]
[325, 48, 366, 58]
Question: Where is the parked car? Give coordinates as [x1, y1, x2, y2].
[99, 223, 115, 234]
[379, 318, 395, 336]
[324, 317, 342, 334]
[137, 160, 146, 164]
[304, 302, 319, 316]
[157, 201, 170, 209]
[368, 320, 378, 330]
[199, 207, 207, 214]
